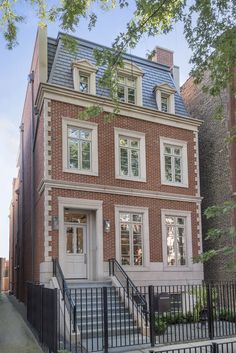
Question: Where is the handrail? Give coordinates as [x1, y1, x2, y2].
[52, 258, 76, 332]
[108, 258, 148, 319]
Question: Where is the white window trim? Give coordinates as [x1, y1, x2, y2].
[154, 83, 176, 114]
[72, 59, 97, 95]
[114, 128, 146, 182]
[118, 61, 143, 106]
[62, 117, 98, 176]
[115, 205, 150, 271]
[161, 209, 193, 272]
[160, 137, 188, 188]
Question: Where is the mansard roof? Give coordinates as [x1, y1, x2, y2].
[47, 33, 188, 117]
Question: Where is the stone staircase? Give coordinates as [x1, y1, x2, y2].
[67, 280, 150, 352]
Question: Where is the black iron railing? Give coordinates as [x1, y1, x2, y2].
[52, 257, 76, 332]
[27, 282, 58, 353]
[108, 258, 148, 319]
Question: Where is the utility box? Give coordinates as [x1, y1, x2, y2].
[154, 293, 171, 313]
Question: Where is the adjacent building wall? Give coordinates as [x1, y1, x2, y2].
[181, 74, 236, 281]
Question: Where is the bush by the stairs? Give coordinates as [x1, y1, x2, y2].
[155, 312, 198, 335]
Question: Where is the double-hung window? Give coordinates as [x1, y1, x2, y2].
[119, 212, 143, 266]
[62, 118, 98, 176]
[118, 76, 136, 104]
[114, 128, 146, 182]
[160, 137, 188, 187]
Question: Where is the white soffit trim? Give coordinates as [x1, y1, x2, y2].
[36, 84, 202, 131]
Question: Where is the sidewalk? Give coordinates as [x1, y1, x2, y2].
[0, 293, 43, 353]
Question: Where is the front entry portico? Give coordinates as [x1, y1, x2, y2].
[58, 197, 104, 281]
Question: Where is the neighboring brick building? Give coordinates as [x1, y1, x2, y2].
[0, 258, 9, 292]
[9, 28, 203, 301]
[181, 71, 236, 281]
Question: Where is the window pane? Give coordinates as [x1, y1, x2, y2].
[175, 157, 182, 182]
[165, 156, 172, 181]
[68, 127, 79, 138]
[177, 227, 186, 265]
[80, 75, 89, 93]
[119, 137, 128, 147]
[120, 213, 130, 222]
[68, 139, 78, 169]
[76, 228, 84, 254]
[134, 246, 142, 266]
[130, 139, 139, 148]
[127, 78, 135, 87]
[80, 129, 91, 140]
[167, 226, 175, 266]
[161, 96, 168, 112]
[128, 87, 135, 104]
[174, 147, 181, 156]
[164, 145, 171, 154]
[131, 149, 139, 177]
[81, 141, 91, 170]
[66, 227, 74, 253]
[177, 217, 184, 225]
[118, 76, 125, 84]
[64, 209, 87, 223]
[132, 214, 142, 222]
[165, 216, 174, 225]
[118, 85, 125, 102]
[120, 148, 128, 175]
[121, 222, 130, 265]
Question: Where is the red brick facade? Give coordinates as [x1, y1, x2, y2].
[9, 29, 203, 301]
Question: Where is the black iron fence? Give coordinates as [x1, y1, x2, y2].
[27, 281, 236, 353]
[27, 282, 58, 353]
[151, 340, 236, 353]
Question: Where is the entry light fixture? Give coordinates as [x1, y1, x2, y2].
[103, 219, 111, 233]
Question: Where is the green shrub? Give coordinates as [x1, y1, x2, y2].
[154, 317, 168, 335]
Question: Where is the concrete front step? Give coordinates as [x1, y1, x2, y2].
[77, 311, 131, 321]
[66, 280, 112, 289]
[78, 318, 135, 329]
[80, 325, 140, 338]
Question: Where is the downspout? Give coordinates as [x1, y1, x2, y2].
[28, 71, 35, 283]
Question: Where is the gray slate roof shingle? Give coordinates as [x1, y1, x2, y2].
[48, 34, 189, 117]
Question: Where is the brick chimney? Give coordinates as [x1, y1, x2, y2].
[151, 46, 173, 68]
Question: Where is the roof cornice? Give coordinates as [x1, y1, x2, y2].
[36, 83, 203, 131]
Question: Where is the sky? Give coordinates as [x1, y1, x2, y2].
[0, 3, 192, 259]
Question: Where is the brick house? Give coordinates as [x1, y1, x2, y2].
[181, 70, 236, 281]
[9, 28, 203, 302]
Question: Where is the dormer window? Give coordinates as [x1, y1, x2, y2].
[117, 61, 143, 106]
[154, 83, 176, 114]
[118, 76, 136, 104]
[72, 59, 97, 95]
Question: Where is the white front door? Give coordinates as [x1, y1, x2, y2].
[64, 225, 87, 278]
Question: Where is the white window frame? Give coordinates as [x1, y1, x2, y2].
[161, 209, 193, 271]
[62, 117, 98, 176]
[117, 61, 143, 106]
[72, 59, 97, 95]
[115, 205, 150, 270]
[114, 128, 146, 182]
[160, 137, 188, 188]
[154, 83, 176, 114]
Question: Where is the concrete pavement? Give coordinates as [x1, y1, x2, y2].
[0, 293, 43, 353]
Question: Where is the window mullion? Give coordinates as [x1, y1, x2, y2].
[79, 138, 82, 170]
[130, 218, 133, 266]
[128, 145, 131, 177]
